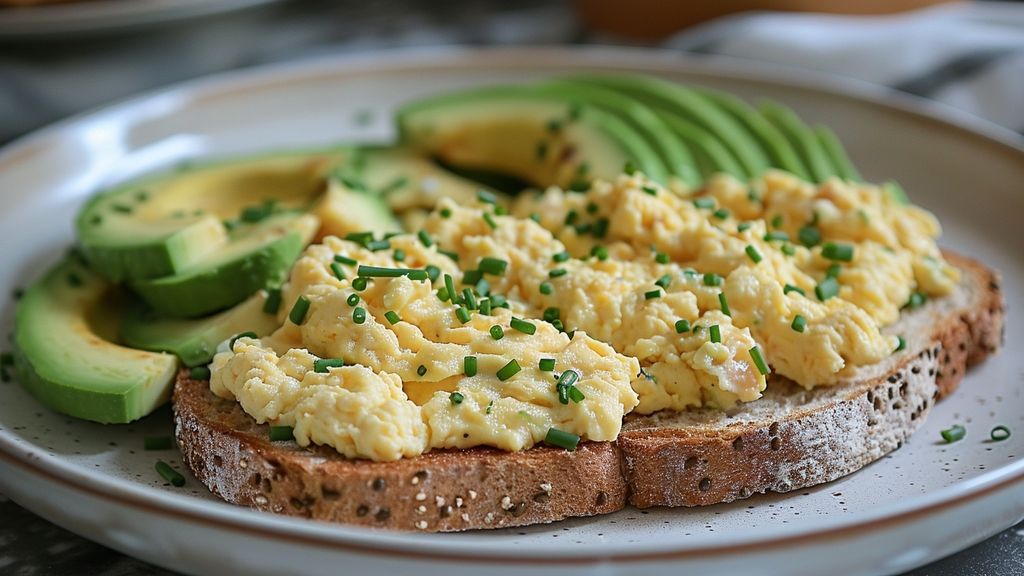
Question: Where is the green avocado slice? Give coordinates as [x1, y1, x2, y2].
[396, 85, 667, 188]
[13, 254, 179, 424]
[814, 124, 861, 181]
[656, 113, 745, 180]
[121, 290, 281, 367]
[76, 150, 347, 282]
[130, 213, 318, 318]
[760, 102, 837, 183]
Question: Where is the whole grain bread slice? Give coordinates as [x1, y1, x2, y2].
[173, 251, 1002, 530]
[619, 251, 1004, 508]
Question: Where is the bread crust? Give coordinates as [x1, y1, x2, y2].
[174, 252, 1003, 527]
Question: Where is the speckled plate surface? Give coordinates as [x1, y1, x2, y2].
[0, 47, 1021, 576]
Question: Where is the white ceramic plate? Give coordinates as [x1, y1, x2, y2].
[0, 47, 1021, 576]
[0, 0, 282, 38]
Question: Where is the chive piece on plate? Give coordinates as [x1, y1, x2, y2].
[940, 424, 966, 444]
[155, 460, 185, 487]
[144, 436, 174, 451]
[269, 425, 294, 442]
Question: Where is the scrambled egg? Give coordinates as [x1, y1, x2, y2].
[210, 169, 960, 461]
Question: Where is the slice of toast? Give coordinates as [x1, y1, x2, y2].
[173, 251, 1002, 530]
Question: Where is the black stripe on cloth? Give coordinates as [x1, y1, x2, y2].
[890, 47, 1019, 98]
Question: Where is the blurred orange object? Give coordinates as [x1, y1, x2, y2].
[573, 0, 963, 40]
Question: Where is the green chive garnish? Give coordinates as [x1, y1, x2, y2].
[155, 460, 185, 487]
[464, 356, 477, 377]
[510, 317, 536, 335]
[565, 210, 578, 226]
[459, 288, 476, 310]
[334, 254, 357, 266]
[439, 249, 460, 261]
[904, 292, 928, 310]
[940, 424, 966, 444]
[189, 366, 211, 380]
[496, 359, 521, 381]
[329, 262, 346, 280]
[816, 277, 839, 301]
[479, 298, 492, 315]
[417, 230, 433, 247]
[436, 287, 450, 302]
[424, 264, 441, 282]
[675, 319, 691, 333]
[444, 274, 456, 304]
[798, 226, 821, 247]
[791, 315, 807, 333]
[440, 207, 453, 218]
[352, 277, 369, 291]
[544, 428, 580, 451]
[314, 358, 344, 373]
[417, 365, 427, 377]
[539, 281, 553, 295]
[144, 436, 174, 450]
[353, 307, 366, 324]
[693, 197, 715, 210]
[709, 324, 722, 343]
[764, 231, 789, 242]
[553, 251, 570, 263]
[289, 296, 311, 325]
[366, 239, 390, 251]
[738, 222, 752, 233]
[449, 391, 464, 405]
[783, 284, 805, 296]
[745, 245, 763, 263]
[358, 265, 413, 278]
[392, 249, 406, 262]
[384, 310, 401, 325]
[591, 245, 609, 261]
[556, 370, 580, 405]
[229, 331, 258, 350]
[771, 215, 784, 229]
[549, 268, 567, 278]
[477, 189, 498, 205]
[825, 263, 841, 279]
[482, 212, 497, 229]
[478, 257, 508, 276]
[543, 307, 561, 322]
[642, 185, 657, 196]
[895, 335, 907, 352]
[539, 358, 556, 372]
[713, 208, 730, 220]
[991, 425, 1011, 442]
[644, 289, 661, 300]
[749, 346, 770, 375]
[655, 274, 672, 289]
[623, 160, 637, 175]
[263, 288, 282, 314]
[490, 325, 504, 340]
[346, 293, 360, 307]
[655, 251, 670, 264]
[568, 386, 585, 403]
[456, 307, 472, 324]
[822, 242, 854, 262]
[718, 293, 731, 316]
[703, 273, 722, 287]
[269, 426, 294, 442]
[781, 243, 796, 256]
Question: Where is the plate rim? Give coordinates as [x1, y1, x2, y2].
[0, 45, 1021, 563]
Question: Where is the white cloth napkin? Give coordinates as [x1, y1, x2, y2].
[664, 2, 1024, 137]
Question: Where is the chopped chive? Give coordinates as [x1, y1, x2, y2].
[709, 324, 722, 343]
[417, 230, 434, 247]
[439, 249, 460, 261]
[568, 178, 589, 192]
[352, 277, 369, 291]
[456, 307, 472, 324]
[547, 119, 563, 133]
[718, 293, 731, 316]
[791, 315, 807, 333]
[529, 213, 541, 223]
[477, 189, 498, 205]
[462, 269, 482, 286]
[749, 346, 770, 375]
[816, 276, 839, 301]
[549, 268, 567, 278]
[798, 226, 821, 248]
[781, 243, 796, 256]
[440, 207, 453, 218]
[745, 245, 763, 263]
[67, 272, 83, 287]
[565, 210, 579, 226]
[346, 293, 360, 307]
[229, 331, 258, 350]
[747, 188, 761, 203]
[510, 317, 536, 335]
[424, 264, 441, 283]
[497, 359, 521, 381]
[655, 252, 670, 264]
[539, 358, 556, 372]
[783, 284, 805, 296]
[464, 356, 478, 377]
[940, 424, 966, 444]
[764, 231, 789, 242]
[693, 197, 715, 210]
[713, 208, 730, 220]
[289, 296, 311, 325]
[991, 425, 1011, 442]
[655, 274, 672, 289]
[825, 263, 841, 279]
[269, 425, 294, 442]
[155, 460, 185, 487]
[314, 358, 345, 373]
[552, 320, 566, 332]
[623, 160, 638, 175]
[822, 242, 854, 262]
[478, 257, 508, 276]
[553, 251, 570, 263]
[444, 274, 456, 304]
[675, 319, 691, 333]
[490, 294, 509, 308]
[556, 369, 579, 391]
[366, 239, 391, 251]
[568, 386, 586, 403]
[334, 254, 357, 266]
[543, 307, 561, 322]
[703, 273, 722, 287]
[436, 287, 450, 302]
[644, 289, 661, 300]
[263, 288, 282, 314]
[895, 335, 907, 352]
[459, 288, 476, 311]
[417, 364, 427, 377]
[329, 262, 346, 280]
[490, 325, 504, 340]
[771, 215, 784, 229]
[384, 310, 402, 325]
[536, 141, 548, 161]
[903, 292, 928, 310]
[357, 265, 412, 278]
[449, 391, 464, 405]
[112, 203, 134, 214]
[392, 248, 406, 262]
[144, 436, 174, 451]
[738, 222, 752, 233]
[353, 307, 366, 324]
[539, 281, 553, 295]
[189, 366, 211, 380]
[486, 400, 494, 414]
[642, 185, 658, 196]
[585, 202, 599, 215]
[407, 269, 429, 281]
[482, 212, 497, 229]
[344, 231, 373, 246]
[544, 428, 580, 451]
[479, 298, 492, 315]
[0, 353, 12, 367]
[591, 245, 609, 261]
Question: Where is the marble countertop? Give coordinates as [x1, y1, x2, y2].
[0, 1, 1021, 574]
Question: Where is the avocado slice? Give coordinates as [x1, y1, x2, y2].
[13, 254, 179, 424]
[813, 124, 861, 181]
[121, 290, 280, 367]
[759, 102, 837, 183]
[130, 213, 318, 318]
[655, 113, 746, 180]
[396, 85, 666, 188]
[76, 150, 347, 282]
[567, 74, 770, 180]
[535, 79, 700, 187]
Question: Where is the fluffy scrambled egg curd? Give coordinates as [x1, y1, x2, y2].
[211, 170, 959, 461]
